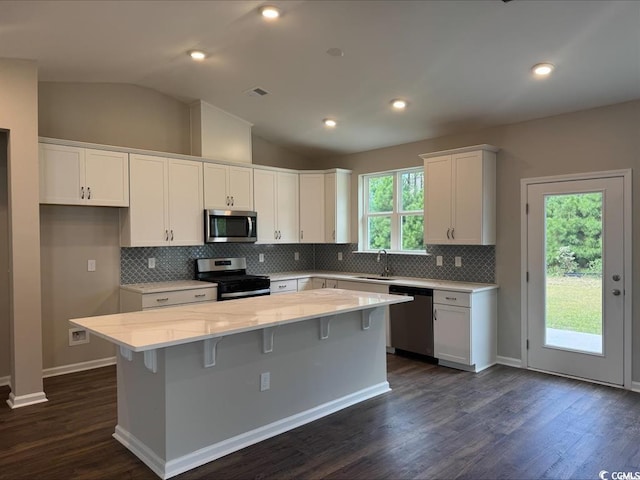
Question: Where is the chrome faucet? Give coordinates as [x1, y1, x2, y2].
[377, 249, 391, 277]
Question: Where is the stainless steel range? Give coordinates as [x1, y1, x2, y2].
[195, 257, 270, 301]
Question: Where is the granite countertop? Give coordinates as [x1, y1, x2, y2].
[268, 271, 497, 293]
[120, 280, 217, 294]
[70, 289, 411, 352]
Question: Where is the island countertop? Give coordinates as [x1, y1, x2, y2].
[70, 288, 412, 353]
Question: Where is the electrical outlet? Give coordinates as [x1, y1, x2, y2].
[69, 328, 90, 346]
[148, 258, 156, 269]
[260, 372, 270, 391]
[259, 253, 265, 263]
[338, 252, 343, 261]
[455, 256, 462, 267]
[436, 256, 443, 267]
[294, 252, 299, 261]
[87, 259, 96, 272]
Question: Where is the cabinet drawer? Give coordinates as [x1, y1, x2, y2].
[142, 288, 216, 309]
[271, 279, 297, 294]
[434, 290, 470, 307]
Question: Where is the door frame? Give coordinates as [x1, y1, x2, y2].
[520, 169, 632, 389]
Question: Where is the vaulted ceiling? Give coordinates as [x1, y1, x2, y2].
[2, 0, 639, 158]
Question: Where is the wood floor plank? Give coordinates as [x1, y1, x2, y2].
[1, 355, 639, 480]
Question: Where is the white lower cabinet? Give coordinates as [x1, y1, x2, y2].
[120, 285, 217, 312]
[312, 278, 338, 289]
[337, 280, 391, 349]
[433, 289, 497, 372]
[270, 279, 298, 295]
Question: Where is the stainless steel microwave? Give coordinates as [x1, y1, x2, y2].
[204, 210, 257, 243]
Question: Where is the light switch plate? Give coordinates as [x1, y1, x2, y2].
[294, 252, 299, 261]
[436, 256, 443, 267]
[455, 256, 462, 267]
[148, 258, 156, 269]
[259, 253, 265, 263]
[87, 259, 96, 272]
[338, 252, 343, 261]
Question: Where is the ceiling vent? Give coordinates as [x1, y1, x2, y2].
[245, 87, 270, 97]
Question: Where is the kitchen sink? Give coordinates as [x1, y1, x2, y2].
[355, 276, 396, 281]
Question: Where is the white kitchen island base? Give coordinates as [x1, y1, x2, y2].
[71, 290, 409, 479]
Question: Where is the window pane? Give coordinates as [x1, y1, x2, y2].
[401, 215, 424, 251]
[368, 216, 391, 250]
[544, 192, 603, 354]
[400, 171, 424, 212]
[368, 175, 393, 213]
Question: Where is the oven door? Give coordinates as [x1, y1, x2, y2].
[205, 210, 257, 243]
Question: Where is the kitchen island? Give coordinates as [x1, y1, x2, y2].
[70, 288, 412, 479]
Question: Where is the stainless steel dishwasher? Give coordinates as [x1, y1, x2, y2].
[389, 285, 434, 357]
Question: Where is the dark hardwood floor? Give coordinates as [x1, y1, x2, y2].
[1, 355, 639, 480]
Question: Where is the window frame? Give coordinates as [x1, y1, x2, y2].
[361, 166, 424, 253]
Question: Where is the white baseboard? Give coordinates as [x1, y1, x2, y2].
[6, 391, 48, 409]
[496, 356, 522, 368]
[631, 381, 640, 393]
[114, 381, 391, 479]
[43, 356, 117, 378]
[0, 376, 10, 387]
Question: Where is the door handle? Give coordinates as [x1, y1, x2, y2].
[231, 196, 234, 206]
[451, 228, 455, 239]
[446, 228, 450, 239]
[87, 187, 91, 200]
[434, 308, 437, 320]
[170, 230, 174, 241]
[165, 230, 169, 241]
[612, 289, 621, 296]
[81, 186, 85, 199]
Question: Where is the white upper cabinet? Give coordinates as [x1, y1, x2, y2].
[203, 163, 254, 211]
[299, 173, 325, 243]
[121, 154, 203, 247]
[325, 170, 351, 243]
[421, 145, 498, 245]
[39, 143, 129, 206]
[254, 169, 299, 244]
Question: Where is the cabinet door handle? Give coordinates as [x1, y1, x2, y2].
[445, 296, 457, 301]
[434, 308, 437, 321]
[156, 297, 169, 302]
[300, 230, 304, 240]
[81, 186, 85, 199]
[165, 230, 169, 241]
[226, 196, 229, 206]
[451, 228, 455, 240]
[170, 230, 174, 241]
[231, 196, 234, 206]
[87, 187, 91, 200]
[446, 228, 450, 239]
[332, 230, 336, 240]
[275, 230, 278, 240]
[194, 293, 206, 298]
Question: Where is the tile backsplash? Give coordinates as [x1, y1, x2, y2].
[121, 243, 494, 284]
[121, 244, 314, 284]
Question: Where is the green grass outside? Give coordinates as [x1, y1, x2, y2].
[546, 275, 602, 335]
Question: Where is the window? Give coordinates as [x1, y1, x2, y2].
[362, 167, 424, 251]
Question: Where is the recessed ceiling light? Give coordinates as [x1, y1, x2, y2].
[391, 99, 408, 110]
[189, 50, 206, 61]
[323, 118, 337, 128]
[532, 63, 555, 76]
[261, 5, 281, 19]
